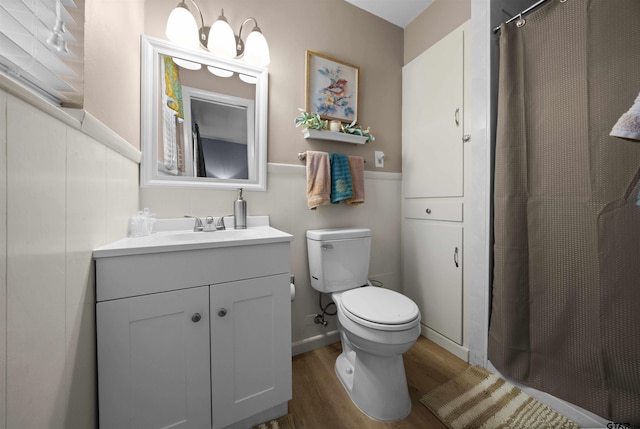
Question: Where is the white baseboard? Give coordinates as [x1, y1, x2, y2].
[292, 330, 340, 356]
[420, 324, 469, 362]
[292, 326, 470, 362]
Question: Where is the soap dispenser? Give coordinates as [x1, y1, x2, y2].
[234, 188, 247, 229]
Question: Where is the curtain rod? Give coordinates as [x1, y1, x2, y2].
[492, 0, 558, 33]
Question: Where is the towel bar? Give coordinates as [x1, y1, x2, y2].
[297, 152, 365, 162]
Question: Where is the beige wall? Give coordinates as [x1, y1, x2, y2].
[404, 0, 471, 64]
[80, 0, 464, 163]
[80, 0, 469, 163]
[141, 0, 404, 172]
[83, 0, 145, 148]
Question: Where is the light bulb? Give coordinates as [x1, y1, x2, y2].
[243, 30, 270, 66]
[166, 5, 199, 49]
[207, 13, 236, 58]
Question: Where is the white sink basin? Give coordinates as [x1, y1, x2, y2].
[93, 217, 293, 258]
[166, 229, 260, 242]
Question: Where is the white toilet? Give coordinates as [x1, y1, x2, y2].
[306, 228, 421, 421]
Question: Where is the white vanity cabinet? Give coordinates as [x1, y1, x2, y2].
[96, 286, 212, 429]
[94, 223, 293, 429]
[209, 274, 291, 429]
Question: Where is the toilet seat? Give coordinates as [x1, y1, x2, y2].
[339, 287, 420, 331]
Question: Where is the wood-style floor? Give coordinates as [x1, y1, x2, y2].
[289, 336, 470, 428]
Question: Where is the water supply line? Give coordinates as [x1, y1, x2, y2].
[315, 292, 336, 328]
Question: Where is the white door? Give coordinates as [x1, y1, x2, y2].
[210, 273, 292, 429]
[402, 26, 464, 198]
[403, 221, 463, 344]
[96, 286, 211, 429]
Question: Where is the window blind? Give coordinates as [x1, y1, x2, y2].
[0, 0, 81, 105]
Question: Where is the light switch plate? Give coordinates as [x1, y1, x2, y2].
[374, 151, 385, 168]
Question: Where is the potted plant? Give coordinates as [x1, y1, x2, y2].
[294, 109, 375, 143]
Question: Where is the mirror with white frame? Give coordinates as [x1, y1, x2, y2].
[140, 35, 268, 190]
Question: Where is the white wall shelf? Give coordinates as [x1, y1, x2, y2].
[302, 128, 367, 144]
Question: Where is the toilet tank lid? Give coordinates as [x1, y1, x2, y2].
[306, 228, 371, 241]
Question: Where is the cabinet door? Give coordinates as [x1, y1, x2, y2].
[402, 26, 464, 198]
[97, 286, 211, 429]
[210, 273, 292, 429]
[403, 221, 463, 344]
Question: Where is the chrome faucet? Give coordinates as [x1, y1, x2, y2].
[204, 216, 223, 232]
[202, 216, 227, 231]
[185, 215, 229, 232]
[185, 215, 204, 232]
[215, 216, 231, 230]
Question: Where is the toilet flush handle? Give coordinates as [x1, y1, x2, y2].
[321, 244, 333, 250]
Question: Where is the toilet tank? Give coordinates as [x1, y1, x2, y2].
[306, 228, 371, 293]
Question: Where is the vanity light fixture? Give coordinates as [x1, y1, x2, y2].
[233, 17, 270, 67]
[165, 1, 271, 70]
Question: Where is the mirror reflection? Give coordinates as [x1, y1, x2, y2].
[141, 35, 268, 190]
[187, 88, 254, 179]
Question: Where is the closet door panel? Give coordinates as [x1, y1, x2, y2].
[402, 28, 464, 198]
[403, 221, 463, 344]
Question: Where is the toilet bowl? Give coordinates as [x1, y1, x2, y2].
[306, 228, 421, 421]
[333, 288, 421, 421]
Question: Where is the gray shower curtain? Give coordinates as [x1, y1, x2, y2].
[489, 0, 640, 423]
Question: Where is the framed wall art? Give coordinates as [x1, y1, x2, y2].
[305, 50, 360, 123]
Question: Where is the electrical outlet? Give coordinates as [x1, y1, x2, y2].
[374, 151, 385, 168]
[304, 314, 317, 326]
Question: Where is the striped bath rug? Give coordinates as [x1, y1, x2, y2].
[421, 366, 579, 429]
[250, 413, 295, 429]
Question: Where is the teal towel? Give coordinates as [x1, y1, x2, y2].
[330, 153, 353, 203]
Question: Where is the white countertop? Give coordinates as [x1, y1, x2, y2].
[93, 216, 293, 258]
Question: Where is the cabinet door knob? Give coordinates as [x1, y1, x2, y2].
[426, 208, 432, 214]
[218, 308, 227, 317]
[191, 313, 202, 323]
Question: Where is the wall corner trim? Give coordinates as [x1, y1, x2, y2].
[0, 74, 141, 165]
[63, 108, 141, 164]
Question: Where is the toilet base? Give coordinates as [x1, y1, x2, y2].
[334, 348, 412, 421]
